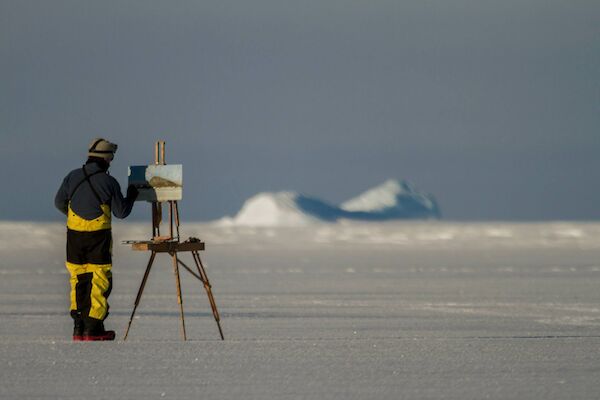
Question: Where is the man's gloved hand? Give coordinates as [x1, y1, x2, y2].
[127, 184, 139, 200]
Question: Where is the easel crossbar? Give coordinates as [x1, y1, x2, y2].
[176, 257, 203, 282]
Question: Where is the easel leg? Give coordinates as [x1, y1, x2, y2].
[173, 201, 180, 240]
[193, 251, 224, 340]
[171, 251, 187, 340]
[124, 251, 156, 341]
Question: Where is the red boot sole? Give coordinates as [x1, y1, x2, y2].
[82, 333, 116, 341]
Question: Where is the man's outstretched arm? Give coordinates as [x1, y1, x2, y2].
[110, 178, 138, 219]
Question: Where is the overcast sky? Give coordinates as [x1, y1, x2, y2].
[1, 0, 599, 221]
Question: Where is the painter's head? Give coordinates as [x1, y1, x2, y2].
[87, 138, 118, 163]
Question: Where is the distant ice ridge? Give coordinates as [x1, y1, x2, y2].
[220, 192, 332, 227]
[217, 179, 440, 227]
[341, 179, 441, 220]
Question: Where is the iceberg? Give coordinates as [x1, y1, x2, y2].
[219, 179, 440, 226]
[340, 179, 441, 220]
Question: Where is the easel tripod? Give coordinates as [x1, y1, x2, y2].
[123, 141, 224, 341]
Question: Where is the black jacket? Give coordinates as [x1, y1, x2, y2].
[55, 161, 135, 220]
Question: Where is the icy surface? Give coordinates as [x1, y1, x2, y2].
[1, 221, 600, 399]
[220, 179, 439, 226]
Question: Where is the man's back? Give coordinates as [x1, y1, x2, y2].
[55, 161, 134, 220]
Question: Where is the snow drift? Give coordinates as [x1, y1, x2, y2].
[218, 179, 440, 226]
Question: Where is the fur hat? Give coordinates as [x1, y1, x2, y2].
[88, 138, 117, 161]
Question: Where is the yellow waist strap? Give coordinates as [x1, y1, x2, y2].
[67, 203, 111, 231]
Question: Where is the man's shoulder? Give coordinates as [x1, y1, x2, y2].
[64, 167, 84, 181]
[93, 171, 121, 192]
[64, 165, 115, 186]
[105, 174, 121, 187]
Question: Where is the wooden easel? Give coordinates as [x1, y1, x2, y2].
[123, 141, 224, 341]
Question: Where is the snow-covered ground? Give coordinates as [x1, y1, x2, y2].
[1, 221, 600, 399]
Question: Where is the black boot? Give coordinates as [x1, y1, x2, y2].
[82, 317, 115, 341]
[71, 311, 84, 341]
